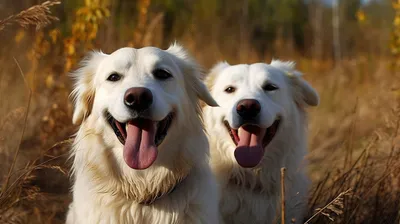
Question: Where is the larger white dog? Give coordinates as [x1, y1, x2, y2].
[204, 61, 319, 223]
[67, 44, 219, 224]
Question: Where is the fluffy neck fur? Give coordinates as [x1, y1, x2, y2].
[71, 109, 208, 205]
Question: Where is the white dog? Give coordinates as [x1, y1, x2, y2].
[66, 44, 220, 224]
[204, 60, 319, 223]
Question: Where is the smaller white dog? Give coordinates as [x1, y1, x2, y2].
[204, 60, 319, 223]
[67, 44, 219, 224]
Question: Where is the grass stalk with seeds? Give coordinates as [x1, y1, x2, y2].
[0, 1, 60, 31]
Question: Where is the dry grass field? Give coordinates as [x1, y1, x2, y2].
[0, 0, 400, 223]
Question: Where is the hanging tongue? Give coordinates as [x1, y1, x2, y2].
[123, 119, 158, 170]
[234, 125, 266, 168]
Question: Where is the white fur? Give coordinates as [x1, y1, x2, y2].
[204, 60, 319, 224]
[67, 44, 219, 224]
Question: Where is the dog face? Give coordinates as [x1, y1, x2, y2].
[206, 61, 319, 168]
[71, 44, 217, 170]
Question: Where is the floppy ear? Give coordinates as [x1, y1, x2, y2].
[292, 78, 319, 106]
[70, 51, 107, 125]
[166, 43, 218, 107]
[270, 60, 319, 107]
[193, 79, 219, 107]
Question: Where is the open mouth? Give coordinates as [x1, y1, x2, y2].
[107, 113, 173, 146]
[106, 112, 174, 170]
[224, 119, 280, 148]
[223, 118, 281, 168]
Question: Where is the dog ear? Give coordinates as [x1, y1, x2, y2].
[292, 78, 319, 106]
[70, 51, 107, 125]
[270, 60, 319, 107]
[166, 43, 218, 107]
[209, 61, 230, 75]
[193, 78, 219, 107]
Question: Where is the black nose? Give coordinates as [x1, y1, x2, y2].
[124, 87, 153, 112]
[236, 99, 261, 119]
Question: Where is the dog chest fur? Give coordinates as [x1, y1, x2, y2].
[206, 107, 310, 224]
[67, 117, 219, 224]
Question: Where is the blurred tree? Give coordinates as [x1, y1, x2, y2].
[340, 0, 361, 58]
[333, 0, 341, 64]
[342, 0, 361, 21]
[391, 0, 400, 70]
[151, 0, 193, 47]
[248, 0, 309, 58]
[309, 0, 325, 60]
[128, 0, 151, 47]
[2, 0, 394, 66]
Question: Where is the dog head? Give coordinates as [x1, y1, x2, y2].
[71, 44, 217, 170]
[205, 60, 319, 168]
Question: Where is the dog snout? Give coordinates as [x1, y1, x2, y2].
[124, 87, 153, 112]
[236, 99, 261, 119]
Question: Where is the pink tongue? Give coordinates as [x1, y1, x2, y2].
[123, 119, 158, 170]
[234, 125, 266, 168]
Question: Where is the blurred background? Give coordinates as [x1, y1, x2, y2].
[0, 0, 400, 223]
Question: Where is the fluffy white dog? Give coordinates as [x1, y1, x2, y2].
[203, 60, 319, 223]
[66, 44, 220, 224]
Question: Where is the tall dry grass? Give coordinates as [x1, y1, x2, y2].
[0, 2, 70, 223]
[0, 1, 399, 224]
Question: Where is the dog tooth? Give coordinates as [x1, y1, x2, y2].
[238, 127, 244, 136]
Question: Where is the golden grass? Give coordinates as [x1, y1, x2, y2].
[280, 167, 286, 224]
[0, 2, 69, 223]
[0, 56, 70, 223]
[305, 189, 352, 223]
[0, 1, 60, 32]
[306, 109, 400, 223]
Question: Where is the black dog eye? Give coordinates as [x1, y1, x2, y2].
[263, 83, 279, 91]
[224, 86, 236, 93]
[153, 69, 172, 80]
[107, 73, 121, 82]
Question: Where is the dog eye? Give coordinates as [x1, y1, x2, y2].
[107, 73, 121, 82]
[153, 69, 172, 80]
[224, 86, 236, 93]
[263, 83, 279, 91]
